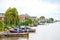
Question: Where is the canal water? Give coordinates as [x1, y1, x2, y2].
[0, 22, 60, 40]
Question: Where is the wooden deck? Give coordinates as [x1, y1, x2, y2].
[0, 33, 29, 38]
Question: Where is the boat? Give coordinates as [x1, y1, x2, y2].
[11, 27, 36, 33]
[23, 28, 36, 33]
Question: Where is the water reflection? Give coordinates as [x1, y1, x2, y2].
[29, 22, 60, 40]
[0, 37, 18, 40]
[0, 37, 28, 40]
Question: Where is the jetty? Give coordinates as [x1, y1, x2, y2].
[0, 32, 29, 38]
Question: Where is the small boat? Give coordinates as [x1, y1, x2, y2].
[23, 28, 36, 33]
[8, 27, 36, 33]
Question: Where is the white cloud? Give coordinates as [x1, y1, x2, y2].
[0, 0, 60, 19]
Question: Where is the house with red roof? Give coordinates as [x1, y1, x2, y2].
[0, 13, 4, 21]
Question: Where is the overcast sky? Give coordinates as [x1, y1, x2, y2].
[0, 0, 60, 20]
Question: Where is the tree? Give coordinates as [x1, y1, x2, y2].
[0, 20, 3, 31]
[23, 18, 32, 27]
[23, 20, 28, 27]
[49, 18, 54, 21]
[28, 18, 32, 25]
[40, 16, 45, 19]
[40, 16, 45, 23]
[4, 7, 19, 26]
[49, 18, 54, 23]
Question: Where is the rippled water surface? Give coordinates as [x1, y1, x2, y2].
[0, 22, 60, 40]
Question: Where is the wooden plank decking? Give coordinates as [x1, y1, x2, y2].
[0, 32, 29, 38]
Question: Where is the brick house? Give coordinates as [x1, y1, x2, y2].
[0, 13, 4, 21]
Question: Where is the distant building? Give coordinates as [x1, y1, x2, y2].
[0, 13, 4, 21]
[19, 14, 30, 26]
[38, 17, 45, 24]
[30, 16, 38, 21]
[39, 17, 45, 23]
[19, 15, 25, 21]
[19, 14, 30, 21]
[24, 14, 30, 19]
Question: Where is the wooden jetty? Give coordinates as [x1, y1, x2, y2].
[0, 33, 29, 38]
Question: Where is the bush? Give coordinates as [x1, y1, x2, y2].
[0, 20, 3, 31]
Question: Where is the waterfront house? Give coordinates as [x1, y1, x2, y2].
[19, 14, 25, 26]
[24, 14, 30, 19]
[30, 16, 38, 26]
[19, 15, 25, 21]
[19, 14, 30, 26]
[39, 17, 45, 23]
[0, 13, 4, 21]
[38, 16, 45, 24]
[30, 16, 38, 21]
[19, 14, 30, 20]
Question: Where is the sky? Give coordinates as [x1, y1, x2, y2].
[0, 0, 60, 20]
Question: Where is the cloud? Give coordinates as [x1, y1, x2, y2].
[0, 0, 60, 20]
[42, 0, 60, 4]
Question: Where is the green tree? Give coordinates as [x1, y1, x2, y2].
[0, 20, 3, 31]
[28, 18, 32, 25]
[23, 20, 28, 27]
[32, 20, 38, 26]
[40, 16, 45, 23]
[49, 18, 54, 23]
[49, 18, 54, 21]
[40, 16, 45, 19]
[23, 18, 32, 27]
[4, 7, 19, 26]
